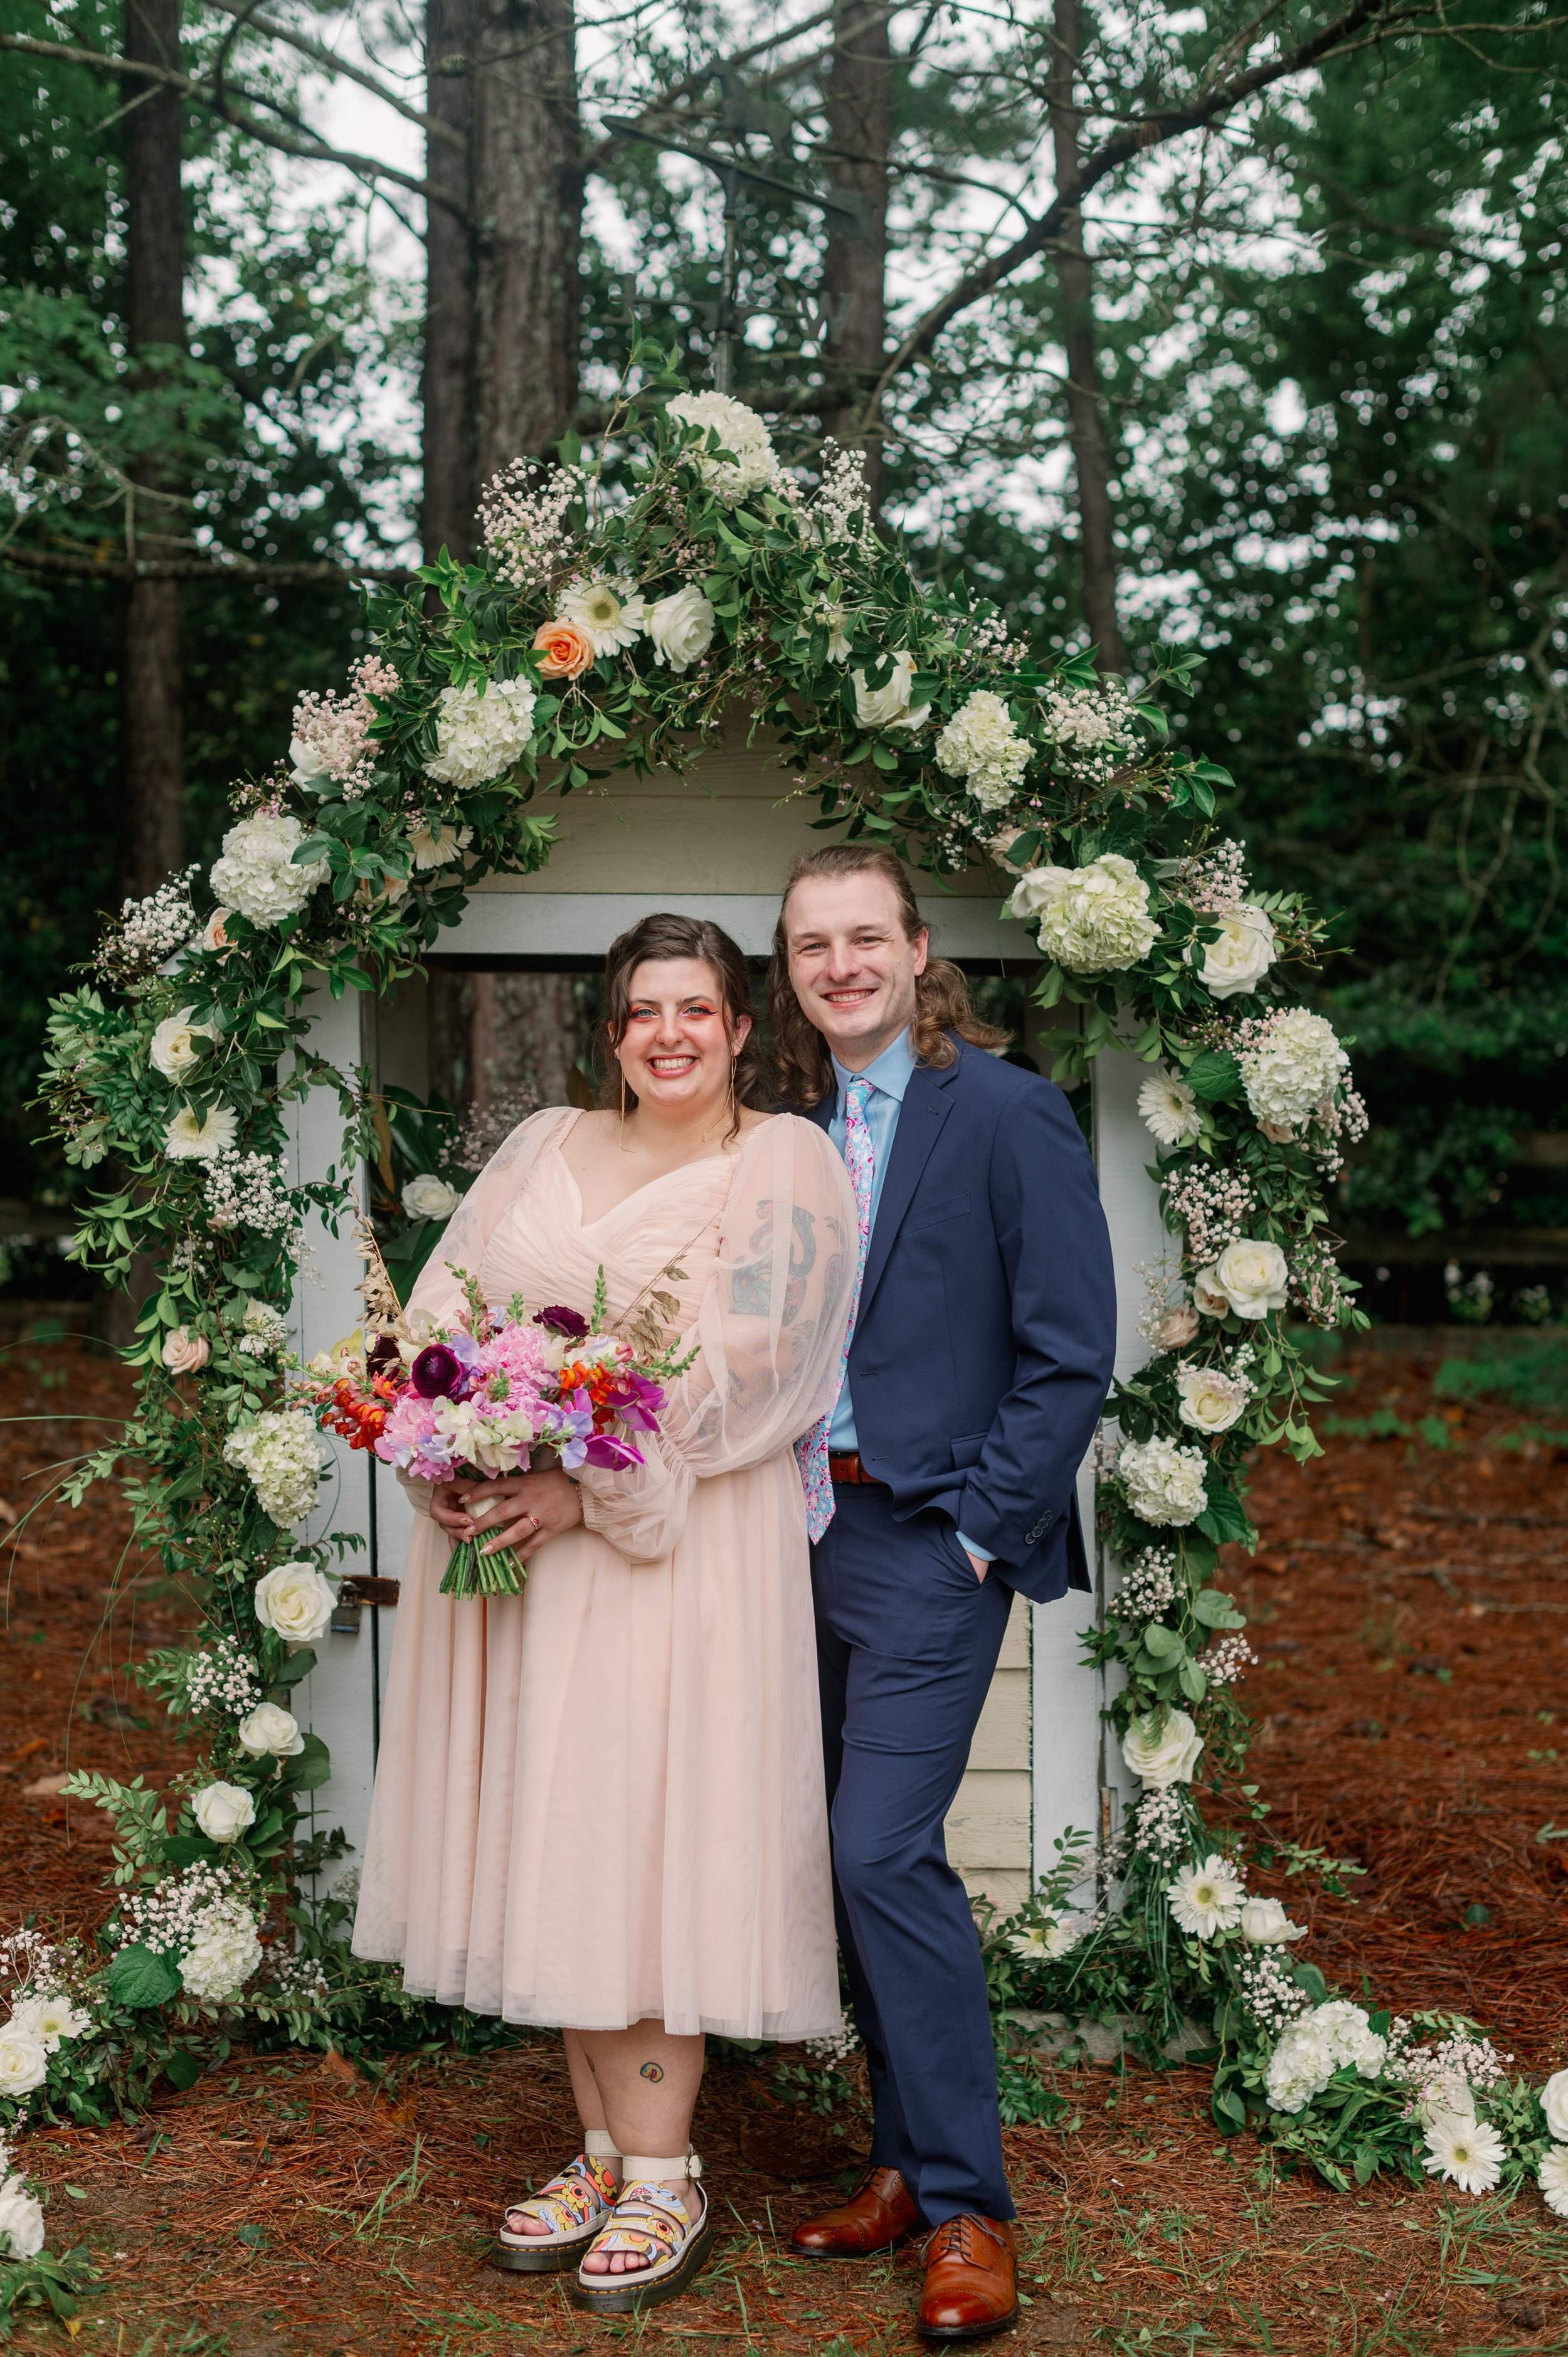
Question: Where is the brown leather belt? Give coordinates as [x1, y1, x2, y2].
[828, 1452, 887, 1486]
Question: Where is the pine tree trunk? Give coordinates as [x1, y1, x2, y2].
[470, 0, 583, 483]
[423, 0, 477, 561]
[122, 0, 186, 891]
[1049, 0, 1126, 674]
[818, 0, 891, 507]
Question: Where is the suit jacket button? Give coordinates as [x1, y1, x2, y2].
[1026, 1517, 1050, 1544]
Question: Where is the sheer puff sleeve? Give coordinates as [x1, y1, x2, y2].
[393, 1106, 574, 1521]
[577, 1115, 857, 1564]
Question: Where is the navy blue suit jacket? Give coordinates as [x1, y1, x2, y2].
[804, 1035, 1116, 1604]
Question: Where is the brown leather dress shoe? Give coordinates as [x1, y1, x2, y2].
[790, 2165, 919, 2258]
[917, 2213, 1019, 2341]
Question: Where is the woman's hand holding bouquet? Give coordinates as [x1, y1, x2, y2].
[296, 1266, 687, 1596]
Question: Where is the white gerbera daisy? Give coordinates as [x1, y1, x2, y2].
[1007, 1913, 1091, 1962]
[1167, 1853, 1245, 1937]
[1539, 2146, 1568, 2218]
[1138, 1067, 1203, 1148]
[1422, 2114, 1505, 2195]
[165, 1105, 238, 1162]
[410, 819, 473, 869]
[11, 1992, 92, 2051]
[559, 575, 646, 656]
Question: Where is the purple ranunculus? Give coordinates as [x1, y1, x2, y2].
[533, 1304, 590, 1340]
[410, 1342, 462, 1399]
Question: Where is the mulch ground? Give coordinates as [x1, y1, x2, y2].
[3, 1329, 1567, 2356]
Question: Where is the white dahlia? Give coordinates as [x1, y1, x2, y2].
[423, 676, 537, 792]
[1118, 1434, 1208, 1527]
[1138, 1068, 1202, 1148]
[666, 390, 776, 500]
[1237, 1010, 1350, 1136]
[164, 1104, 238, 1162]
[935, 691, 1031, 812]
[1006, 854, 1156, 972]
[209, 812, 328, 928]
[1168, 1853, 1246, 1938]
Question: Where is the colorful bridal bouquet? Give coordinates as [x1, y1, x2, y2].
[296, 1266, 686, 1597]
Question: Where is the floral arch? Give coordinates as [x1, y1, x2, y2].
[5, 363, 1566, 2283]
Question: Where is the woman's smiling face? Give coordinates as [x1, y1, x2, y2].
[615, 957, 750, 1116]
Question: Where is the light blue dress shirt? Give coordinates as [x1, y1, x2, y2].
[827, 1029, 992, 1563]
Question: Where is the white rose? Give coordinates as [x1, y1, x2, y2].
[1175, 1361, 1251, 1435]
[192, 1781, 257, 1843]
[1118, 1434, 1209, 1527]
[1541, 2147, 1568, 2218]
[1542, 2069, 1568, 2142]
[161, 1325, 211, 1375]
[1202, 1238, 1290, 1322]
[150, 1007, 215, 1081]
[236, 1702, 304, 1759]
[852, 652, 931, 732]
[403, 1172, 462, 1222]
[164, 1104, 238, 1162]
[199, 906, 235, 953]
[1004, 866, 1071, 922]
[0, 2180, 45, 2260]
[1122, 1708, 1204, 1789]
[0, 2023, 49, 2098]
[1239, 1896, 1306, 1944]
[1187, 903, 1278, 1000]
[253, 1559, 336, 1646]
[646, 585, 717, 674]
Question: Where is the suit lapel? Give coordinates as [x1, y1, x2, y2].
[857, 1052, 959, 1319]
[804, 1096, 834, 1136]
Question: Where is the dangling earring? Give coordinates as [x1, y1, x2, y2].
[729, 1054, 738, 1136]
[618, 1062, 629, 1150]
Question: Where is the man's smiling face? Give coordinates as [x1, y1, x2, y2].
[784, 870, 928, 1070]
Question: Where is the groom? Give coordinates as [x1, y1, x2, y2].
[773, 843, 1115, 2342]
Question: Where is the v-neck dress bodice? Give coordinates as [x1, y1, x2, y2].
[352, 1106, 857, 2038]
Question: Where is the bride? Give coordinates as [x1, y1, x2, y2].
[352, 911, 857, 2313]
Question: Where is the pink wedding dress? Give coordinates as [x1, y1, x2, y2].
[352, 1106, 857, 2040]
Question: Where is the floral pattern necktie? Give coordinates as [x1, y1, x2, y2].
[796, 1076, 875, 1541]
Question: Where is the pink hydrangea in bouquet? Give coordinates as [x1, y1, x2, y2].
[299, 1261, 690, 1597]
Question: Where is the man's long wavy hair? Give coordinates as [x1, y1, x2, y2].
[770, 845, 1008, 1110]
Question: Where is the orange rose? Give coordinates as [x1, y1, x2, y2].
[532, 620, 595, 679]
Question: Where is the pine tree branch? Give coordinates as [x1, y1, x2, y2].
[0, 31, 456, 215]
[198, 0, 466, 148]
[862, 0, 1440, 413]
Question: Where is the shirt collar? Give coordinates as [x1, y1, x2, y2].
[832, 1027, 916, 1108]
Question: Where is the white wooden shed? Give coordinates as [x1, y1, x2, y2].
[284, 739, 1162, 1919]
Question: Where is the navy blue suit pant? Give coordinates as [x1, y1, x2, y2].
[810, 1483, 1016, 2226]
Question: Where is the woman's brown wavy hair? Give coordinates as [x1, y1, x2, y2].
[769, 844, 1008, 1110]
[598, 912, 766, 1142]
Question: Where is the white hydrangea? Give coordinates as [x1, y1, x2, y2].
[1006, 854, 1157, 972]
[177, 1899, 263, 2005]
[934, 692, 1031, 812]
[1118, 1434, 1208, 1527]
[1237, 1010, 1350, 1136]
[423, 676, 537, 792]
[223, 1410, 327, 1528]
[209, 813, 328, 928]
[1265, 2000, 1387, 2114]
[237, 1300, 289, 1358]
[666, 391, 776, 500]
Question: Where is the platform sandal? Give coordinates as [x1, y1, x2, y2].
[492, 2132, 620, 2273]
[570, 2151, 714, 2314]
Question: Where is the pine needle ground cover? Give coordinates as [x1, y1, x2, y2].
[3, 1330, 1566, 2355]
